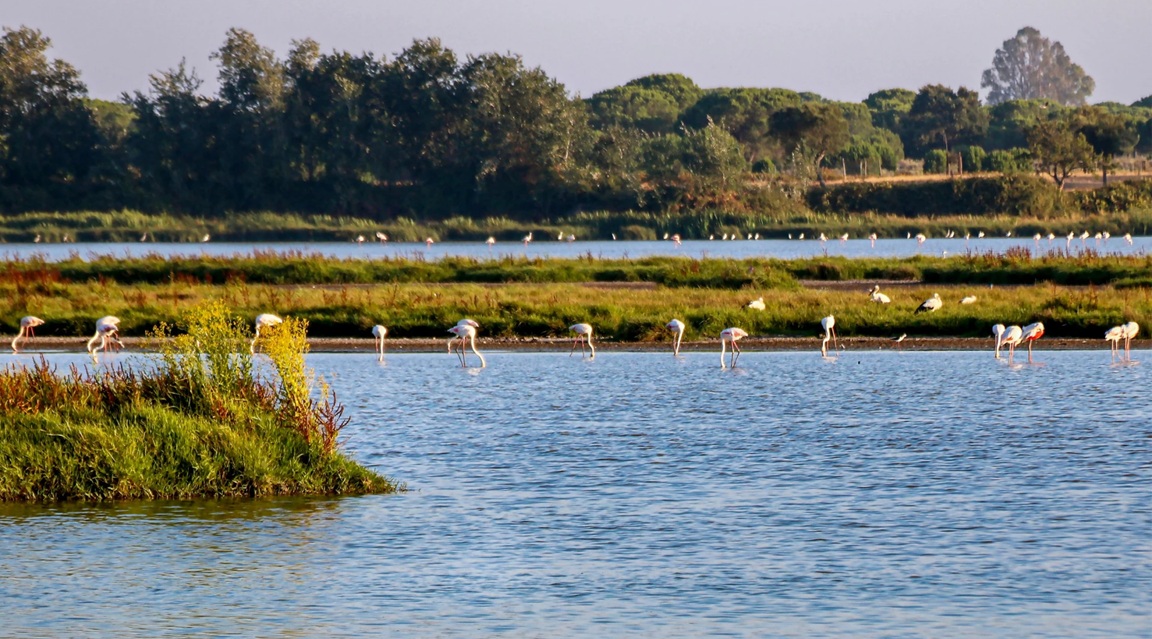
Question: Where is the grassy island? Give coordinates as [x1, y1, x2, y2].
[0, 303, 401, 501]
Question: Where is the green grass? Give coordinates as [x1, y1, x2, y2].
[0, 303, 402, 501]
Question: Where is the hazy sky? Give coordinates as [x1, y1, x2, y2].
[7, 0, 1151, 105]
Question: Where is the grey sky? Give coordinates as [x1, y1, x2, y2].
[8, 0, 1151, 105]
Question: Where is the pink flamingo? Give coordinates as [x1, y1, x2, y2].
[448, 322, 485, 368]
[372, 324, 387, 360]
[720, 327, 747, 368]
[820, 315, 838, 356]
[12, 315, 45, 353]
[666, 319, 685, 356]
[1020, 322, 1045, 363]
[570, 323, 595, 359]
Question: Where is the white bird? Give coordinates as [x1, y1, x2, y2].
[798, 233, 805, 240]
[719, 327, 747, 368]
[87, 316, 123, 355]
[1105, 325, 1125, 360]
[376, 232, 388, 243]
[486, 236, 496, 247]
[448, 319, 481, 355]
[977, 231, 985, 239]
[868, 232, 877, 247]
[746, 297, 766, 311]
[569, 323, 595, 360]
[915, 293, 943, 314]
[1033, 233, 1042, 243]
[1020, 322, 1045, 363]
[892, 333, 907, 349]
[356, 235, 365, 244]
[666, 318, 686, 356]
[250, 313, 283, 354]
[1124, 233, 1133, 245]
[1121, 321, 1139, 359]
[820, 315, 838, 357]
[447, 322, 485, 368]
[523, 232, 533, 246]
[839, 233, 849, 242]
[868, 285, 891, 304]
[558, 232, 565, 241]
[425, 237, 435, 248]
[998, 324, 1023, 361]
[818, 233, 828, 243]
[201, 234, 210, 242]
[566, 234, 576, 243]
[12, 315, 45, 353]
[992, 323, 1006, 359]
[372, 324, 387, 360]
[671, 234, 682, 246]
[915, 233, 926, 245]
[960, 295, 977, 304]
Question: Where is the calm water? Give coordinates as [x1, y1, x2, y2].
[1, 236, 1148, 262]
[1, 350, 1150, 638]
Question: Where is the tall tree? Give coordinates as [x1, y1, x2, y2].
[770, 103, 849, 187]
[1077, 108, 1139, 186]
[902, 85, 988, 159]
[0, 26, 101, 193]
[1027, 116, 1096, 190]
[863, 88, 915, 133]
[981, 27, 1094, 106]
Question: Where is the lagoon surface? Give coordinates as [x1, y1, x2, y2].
[1, 350, 1150, 638]
[1, 236, 1149, 262]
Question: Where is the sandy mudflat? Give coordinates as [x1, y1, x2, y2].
[15, 336, 1115, 355]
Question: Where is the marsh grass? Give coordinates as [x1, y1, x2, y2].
[0, 303, 399, 501]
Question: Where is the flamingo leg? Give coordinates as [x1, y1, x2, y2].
[832, 326, 840, 351]
[1027, 341, 1034, 363]
[720, 339, 727, 368]
[732, 341, 741, 367]
[570, 337, 579, 357]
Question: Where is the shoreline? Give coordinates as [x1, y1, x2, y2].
[12, 336, 1120, 354]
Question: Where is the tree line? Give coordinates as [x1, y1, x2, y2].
[0, 25, 1150, 220]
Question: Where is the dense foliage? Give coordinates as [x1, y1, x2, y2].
[0, 25, 1149, 222]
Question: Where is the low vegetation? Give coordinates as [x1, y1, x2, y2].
[1, 253, 1148, 341]
[0, 302, 401, 501]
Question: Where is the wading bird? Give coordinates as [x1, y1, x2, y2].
[1122, 321, 1139, 359]
[915, 293, 942, 314]
[998, 325, 1023, 361]
[666, 319, 686, 356]
[250, 313, 283, 354]
[719, 327, 747, 368]
[447, 322, 485, 368]
[1105, 325, 1124, 360]
[992, 324, 1006, 359]
[893, 333, 907, 349]
[523, 232, 533, 246]
[868, 285, 891, 304]
[447, 319, 480, 355]
[869, 232, 877, 247]
[425, 237, 435, 248]
[372, 324, 387, 360]
[376, 232, 388, 243]
[87, 316, 123, 355]
[1020, 322, 1045, 363]
[820, 315, 838, 357]
[486, 236, 496, 248]
[747, 297, 766, 311]
[960, 295, 977, 304]
[11, 316, 45, 353]
[570, 323, 595, 360]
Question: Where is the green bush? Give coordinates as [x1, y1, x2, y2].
[923, 149, 949, 174]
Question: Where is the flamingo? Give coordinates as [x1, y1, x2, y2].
[87, 316, 123, 355]
[372, 324, 387, 360]
[818, 233, 827, 243]
[356, 235, 365, 245]
[746, 297, 766, 311]
[719, 327, 747, 368]
[569, 323, 595, 360]
[868, 232, 877, 247]
[992, 323, 1006, 359]
[915, 233, 926, 245]
[666, 319, 686, 356]
[1122, 321, 1139, 359]
[11, 316, 45, 353]
[671, 234, 682, 247]
[447, 323, 485, 368]
[999, 325, 1023, 361]
[960, 295, 977, 304]
[977, 231, 985, 239]
[425, 237, 435, 248]
[523, 232, 533, 246]
[1124, 233, 1133, 245]
[250, 313, 283, 354]
[915, 293, 943, 314]
[820, 315, 838, 357]
[201, 234, 210, 242]
[1020, 322, 1045, 363]
[376, 232, 388, 243]
[447, 319, 480, 355]
[839, 233, 849, 242]
[486, 236, 496, 248]
[868, 285, 891, 304]
[1105, 325, 1124, 360]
